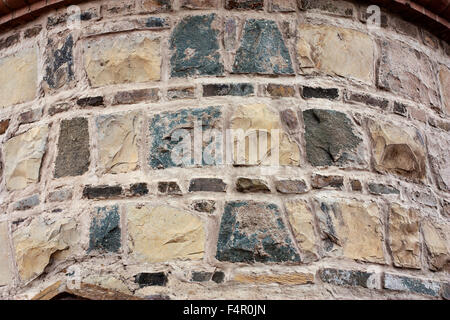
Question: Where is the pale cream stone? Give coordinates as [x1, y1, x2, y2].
[0, 222, 13, 286]
[422, 221, 449, 271]
[84, 34, 161, 87]
[389, 204, 420, 269]
[285, 200, 318, 261]
[233, 273, 314, 285]
[13, 216, 78, 281]
[0, 49, 37, 108]
[317, 200, 385, 264]
[368, 121, 426, 182]
[83, 275, 132, 295]
[97, 112, 140, 174]
[230, 104, 300, 166]
[297, 24, 374, 83]
[439, 66, 450, 115]
[4, 126, 49, 191]
[127, 205, 205, 263]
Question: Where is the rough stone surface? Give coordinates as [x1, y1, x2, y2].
[303, 109, 365, 167]
[439, 66, 450, 115]
[350, 180, 362, 191]
[127, 205, 205, 263]
[319, 268, 376, 288]
[182, 0, 217, 9]
[149, 106, 222, 169]
[368, 183, 399, 195]
[135, 272, 168, 287]
[170, 14, 223, 77]
[167, 87, 195, 100]
[55, 118, 90, 178]
[48, 188, 73, 202]
[297, 24, 374, 83]
[189, 178, 227, 192]
[311, 174, 344, 190]
[43, 34, 74, 91]
[97, 112, 140, 174]
[77, 96, 104, 108]
[234, 273, 314, 284]
[233, 19, 293, 75]
[84, 33, 161, 87]
[13, 215, 77, 281]
[236, 178, 270, 193]
[203, 84, 253, 97]
[275, 179, 308, 194]
[191, 271, 213, 282]
[316, 200, 385, 264]
[4, 126, 49, 191]
[0, 119, 9, 135]
[299, 0, 355, 17]
[368, 120, 426, 183]
[389, 204, 420, 269]
[0, 222, 13, 286]
[225, 0, 263, 10]
[378, 40, 439, 107]
[18, 108, 43, 125]
[83, 186, 123, 199]
[113, 88, 159, 105]
[269, 0, 296, 12]
[285, 200, 318, 261]
[130, 183, 149, 196]
[89, 205, 121, 253]
[158, 182, 182, 195]
[265, 84, 296, 97]
[192, 200, 216, 213]
[422, 221, 449, 271]
[13, 195, 40, 211]
[302, 87, 339, 100]
[216, 201, 300, 263]
[231, 104, 300, 166]
[384, 274, 441, 297]
[0, 49, 37, 108]
[141, 0, 172, 13]
[345, 91, 389, 109]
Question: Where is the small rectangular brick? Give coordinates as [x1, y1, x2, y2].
[265, 84, 296, 97]
[311, 174, 343, 190]
[135, 272, 168, 287]
[141, 17, 170, 29]
[345, 91, 389, 109]
[393, 102, 408, 117]
[269, 0, 296, 12]
[428, 117, 450, 132]
[0, 119, 9, 135]
[13, 195, 40, 211]
[140, 0, 173, 13]
[409, 107, 427, 123]
[158, 182, 182, 195]
[113, 88, 159, 105]
[275, 179, 308, 194]
[384, 273, 441, 297]
[191, 271, 213, 282]
[48, 188, 73, 202]
[18, 108, 43, 125]
[299, 0, 355, 17]
[319, 268, 376, 288]
[350, 179, 362, 191]
[83, 185, 123, 199]
[101, 1, 135, 17]
[130, 183, 149, 196]
[225, 0, 264, 10]
[181, 0, 217, 9]
[203, 83, 254, 97]
[77, 96, 104, 107]
[189, 178, 227, 192]
[302, 86, 339, 100]
[368, 183, 399, 195]
[280, 109, 300, 131]
[234, 272, 314, 285]
[191, 200, 216, 213]
[167, 87, 195, 100]
[48, 103, 71, 116]
[224, 18, 237, 51]
[236, 178, 270, 193]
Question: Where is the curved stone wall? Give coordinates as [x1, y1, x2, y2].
[0, 0, 449, 300]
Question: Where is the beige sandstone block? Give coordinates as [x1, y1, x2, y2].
[0, 222, 13, 286]
[84, 34, 161, 87]
[389, 204, 421, 269]
[296, 24, 374, 83]
[127, 205, 205, 263]
[230, 103, 300, 166]
[368, 120, 426, 183]
[97, 112, 140, 174]
[4, 126, 49, 191]
[316, 200, 385, 264]
[233, 273, 314, 285]
[285, 200, 318, 261]
[13, 216, 78, 281]
[422, 221, 449, 271]
[0, 49, 37, 108]
[439, 66, 450, 115]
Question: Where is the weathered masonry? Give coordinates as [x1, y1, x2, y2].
[0, 0, 449, 300]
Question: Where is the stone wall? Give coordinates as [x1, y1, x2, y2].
[0, 0, 449, 300]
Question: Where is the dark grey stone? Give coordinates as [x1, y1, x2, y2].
[89, 205, 121, 253]
[189, 178, 227, 192]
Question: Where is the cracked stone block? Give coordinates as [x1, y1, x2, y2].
[89, 205, 121, 253]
